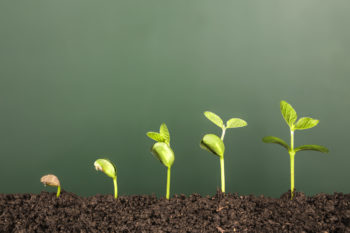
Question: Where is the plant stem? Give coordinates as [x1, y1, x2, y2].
[166, 167, 171, 199]
[290, 129, 295, 200]
[113, 177, 118, 199]
[56, 186, 61, 198]
[221, 127, 226, 141]
[220, 127, 226, 193]
[290, 152, 295, 200]
[220, 157, 225, 193]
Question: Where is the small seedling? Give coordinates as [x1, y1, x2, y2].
[94, 158, 118, 199]
[200, 111, 247, 193]
[146, 123, 174, 200]
[40, 174, 61, 197]
[263, 100, 329, 199]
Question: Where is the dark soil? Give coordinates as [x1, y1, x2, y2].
[1, 189, 350, 233]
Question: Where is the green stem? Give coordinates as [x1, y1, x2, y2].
[220, 157, 225, 193]
[221, 127, 226, 141]
[56, 186, 61, 198]
[113, 177, 118, 199]
[290, 129, 295, 200]
[220, 127, 226, 193]
[290, 152, 295, 200]
[166, 167, 171, 199]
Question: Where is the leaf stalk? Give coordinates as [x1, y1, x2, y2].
[221, 127, 226, 141]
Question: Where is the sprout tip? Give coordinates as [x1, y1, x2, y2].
[94, 161, 103, 172]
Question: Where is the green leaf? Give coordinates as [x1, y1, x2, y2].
[159, 123, 170, 145]
[151, 142, 175, 168]
[94, 158, 117, 179]
[280, 100, 297, 127]
[146, 132, 165, 143]
[294, 145, 329, 153]
[262, 136, 290, 151]
[204, 111, 224, 129]
[226, 118, 247, 128]
[294, 117, 319, 130]
[200, 134, 225, 158]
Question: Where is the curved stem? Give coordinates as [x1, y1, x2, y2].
[221, 127, 226, 141]
[56, 186, 61, 198]
[220, 157, 225, 193]
[113, 177, 118, 199]
[166, 167, 171, 199]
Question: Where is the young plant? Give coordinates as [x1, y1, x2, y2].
[200, 111, 247, 193]
[263, 100, 329, 199]
[94, 158, 118, 199]
[146, 123, 174, 200]
[40, 174, 61, 197]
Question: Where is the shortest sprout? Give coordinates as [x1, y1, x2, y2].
[40, 174, 61, 198]
[94, 158, 118, 199]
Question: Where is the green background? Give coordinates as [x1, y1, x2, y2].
[1, 0, 349, 198]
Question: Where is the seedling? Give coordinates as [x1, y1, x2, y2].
[40, 174, 61, 197]
[263, 100, 329, 199]
[146, 123, 174, 200]
[94, 158, 118, 199]
[200, 111, 247, 193]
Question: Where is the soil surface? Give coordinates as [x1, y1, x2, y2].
[1, 189, 350, 232]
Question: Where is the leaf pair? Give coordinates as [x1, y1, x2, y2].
[204, 111, 247, 129]
[263, 100, 329, 154]
[147, 123, 174, 168]
[146, 123, 170, 146]
[262, 136, 329, 153]
[280, 101, 319, 130]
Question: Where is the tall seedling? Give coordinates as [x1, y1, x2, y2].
[200, 111, 247, 193]
[263, 100, 329, 199]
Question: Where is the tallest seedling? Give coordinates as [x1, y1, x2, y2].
[200, 111, 247, 193]
[263, 101, 329, 199]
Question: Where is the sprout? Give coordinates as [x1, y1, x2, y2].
[147, 123, 174, 199]
[263, 100, 329, 199]
[200, 111, 247, 193]
[94, 158, 118, 199]
[40, 174, 61, 197]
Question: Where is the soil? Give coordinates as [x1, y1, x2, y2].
[1, 189, 350, 233]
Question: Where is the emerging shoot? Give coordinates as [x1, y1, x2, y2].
[200, 111, 247, 193]
[94, 158, 118, 199]
[40, 174, 61, 198]
[146, 123, 174, 200]
[263, 100, 329, 200]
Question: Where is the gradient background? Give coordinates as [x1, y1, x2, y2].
[0, 1, 349, 198]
